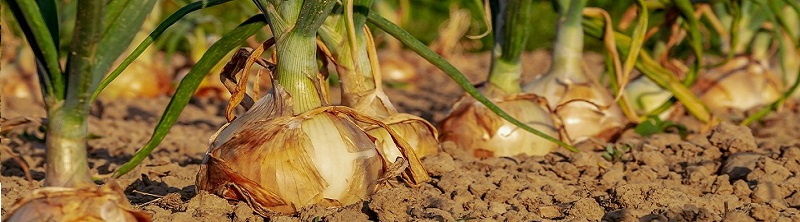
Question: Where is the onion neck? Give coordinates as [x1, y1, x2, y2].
[486, 0, 531, 96]
[268, 0, 337, 114]
[487, 58, 522, 95]
[276, 33, 325, 114]
[548, 0, 587, 82]
[45, 107, 92, 187]
[335, 28, 377, 103]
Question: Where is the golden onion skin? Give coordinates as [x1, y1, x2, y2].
[439, 94, 558, 157]
[365, 113, 439, 161]
[5, 182, 151, 222]
[525, 74, 626, 144]
[378, 53, 417, 85]
[197, 88, 385, 215]
[699, 56, 782, 112]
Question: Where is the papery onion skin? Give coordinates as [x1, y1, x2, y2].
[699, 56, 782, 112]
[365, 113, 439, 161]
[379, 53, 417, 85]
[197, 106, 383, 215]
[439, 95, 558, 157]
[5, 182, 151, 222]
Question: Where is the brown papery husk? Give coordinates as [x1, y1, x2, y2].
[197, 85, 429, 216]
[696, 56, 782, 114]
[378, 52, 417, 85]
[439, 92, 559, 157]
[362, 113, 440, 161]
[5, 181, 151, 222]
[526, 73, 627, 145]
[340, 28, 439, 160]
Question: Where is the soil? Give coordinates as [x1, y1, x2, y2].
[2, 50, 800, 221]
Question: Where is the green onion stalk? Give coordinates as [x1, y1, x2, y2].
[522, 0, 625, 144]
[440, 0, 559, 157]
[5, 0, 156, 221]
[318, 0, 439, 160]
[195, 0, 430, 215]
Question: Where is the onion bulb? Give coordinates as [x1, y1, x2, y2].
[5, 182, 150, 222]
[525, 74, 626, 143]
[378, 52, 417, 86]
[624, 75, 675, 119]
[698, 56, 781, 112]
[440, 93, 558, 157]
[322, 22, 438, 160]
[522, 0, 625, 143]
[197, 85, 429, 215]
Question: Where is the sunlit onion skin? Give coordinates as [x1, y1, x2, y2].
[5, 182, 151, 222]
[525, 73, 626, 144]
[197, 86, 428, 215]
[698, 56, 781, 112]
[364, 113, 439, 161]
[440, 93, 558, 157]
[378, 53, 417, 85]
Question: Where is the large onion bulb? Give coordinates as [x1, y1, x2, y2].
[196, 85, 429, 215]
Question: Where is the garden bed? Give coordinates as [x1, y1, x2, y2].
[2, 51, 798, 221]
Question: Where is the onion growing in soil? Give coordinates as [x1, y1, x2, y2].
[5, 0, 158, 221]
[378, 52, 418, 86]
[196, 0, 429, 215]
[699, 55, 782, 112]
[373, 1, 418, 86]
[440, 0, 559, 157]
[6, 183, 150, 222]
[522, 0, 625, 144]
[697, 2, 783, 113]
[318, 1, 439, 160]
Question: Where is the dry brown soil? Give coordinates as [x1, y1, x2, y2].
[2, 51, 799, 221]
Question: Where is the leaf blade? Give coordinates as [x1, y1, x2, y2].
[91, 0, 234, 102]
[113, 15, 268, 178]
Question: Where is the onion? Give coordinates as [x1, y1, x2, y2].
[197, 85, 429, 215]
[378, 52, 417, 85]
[5, 182, 150, 222]
[364, 113, 439, 160]
[440, 93, 557, 157]
[698, 56, 782, 112]
[522, 0, 625, 143]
